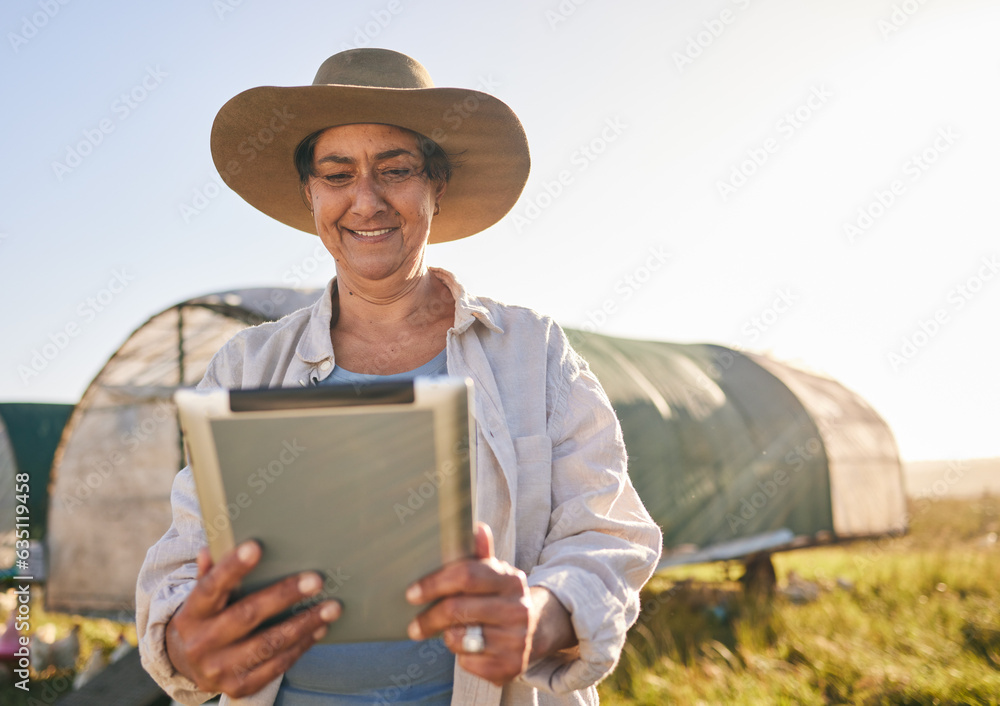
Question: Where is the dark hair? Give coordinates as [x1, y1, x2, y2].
[294, 127, 455, 187]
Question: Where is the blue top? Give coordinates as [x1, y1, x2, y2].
[275, 348, 454, 705]
[320, 348, 449, 385]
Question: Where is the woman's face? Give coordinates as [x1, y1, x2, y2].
[304, 124, 446, 285]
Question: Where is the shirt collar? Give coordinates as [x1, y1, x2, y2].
[296, 278, 337, 365]
[295, 267, 503, 365]
[428, 266, 503, 335]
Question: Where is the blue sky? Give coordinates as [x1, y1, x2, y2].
[2, 0, 998, 461]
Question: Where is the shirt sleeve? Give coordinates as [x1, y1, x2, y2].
[135, 466, 221, 705]
[134, 363, 227, 704]
[520, 335, 663, 694]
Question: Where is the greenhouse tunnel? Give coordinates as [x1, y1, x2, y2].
[42, 288, 906, 615]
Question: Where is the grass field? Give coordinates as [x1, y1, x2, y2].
[0, 594, 136, 705]
[2, 496, 997, 705]
[598, 496, 1000, 705]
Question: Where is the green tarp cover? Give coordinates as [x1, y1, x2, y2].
[566, 330, 903, 562]
[0, 403, 74, 539]
[39, 289, 904, 613]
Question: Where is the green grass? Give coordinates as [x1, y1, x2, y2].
[2, 497, 997, 704]
[0, 587, 136, 706]
[598, 496, 1000, 705]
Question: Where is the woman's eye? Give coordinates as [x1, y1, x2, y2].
[322, 173, 352, 184]
[381, 168, 412, 181]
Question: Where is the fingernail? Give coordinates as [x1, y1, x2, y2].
[313, 625, 327, 641]
[298, 573, 322, 595]
[405, 583, 422, 604]
[407, 620, 423, 640]
[320, 601, 341, 622]
[237, 542, 257, 564]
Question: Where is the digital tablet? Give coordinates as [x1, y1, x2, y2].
[174, 376, 476, 643]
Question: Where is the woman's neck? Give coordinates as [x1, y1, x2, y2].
[331, 266, 454, 336]
[328, 266, 456, 375]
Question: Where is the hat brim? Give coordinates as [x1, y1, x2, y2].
[210, 85, 530, 243]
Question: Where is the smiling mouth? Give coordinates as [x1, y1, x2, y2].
[348, 227, 395, 238]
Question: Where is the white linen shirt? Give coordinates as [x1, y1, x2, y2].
[136, 267, 662, 706]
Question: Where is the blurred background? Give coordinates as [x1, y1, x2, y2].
[1, 0, 998, 463]
[2, 1, 999, 704]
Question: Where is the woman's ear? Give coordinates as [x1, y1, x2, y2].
[434, 179, 447, 204]
[301, 181, 314, 214]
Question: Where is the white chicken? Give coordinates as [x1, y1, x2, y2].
[30, 623, 80, 672]
[72, 648, 108, 689]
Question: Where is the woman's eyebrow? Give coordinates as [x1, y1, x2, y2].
[374, 148, 416, 161]
[317, 154, 353, 165]
[316, 148, 416, 166]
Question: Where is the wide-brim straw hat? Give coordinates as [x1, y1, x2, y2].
[210, 48, 530, 243]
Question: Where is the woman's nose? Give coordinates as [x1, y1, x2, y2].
[349, 173, 388, 217]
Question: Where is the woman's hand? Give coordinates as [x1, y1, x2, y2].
[165, 541, 342, 699]
[405, 524, 577, 686]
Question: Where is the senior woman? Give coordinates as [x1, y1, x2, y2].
[136, 48, 662, 706]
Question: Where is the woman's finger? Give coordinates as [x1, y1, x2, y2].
[184, 541, 262, 619]
[408, 592, 531, 642]
[218, 634, 318, 698]
[190, 601, 338, 698]
[440, 621, 530, 657]
[171, 583, 342, 694]
[168, 539, 342, 689]
[405, 523, 499, 607]
[456, 652, 529, 687]
[209, 571, 340, 647]
[196, 547, 213, 580]
[474, 522, 494, 560]
[407, 557, 526, 609]
[223, 601, 340, 695]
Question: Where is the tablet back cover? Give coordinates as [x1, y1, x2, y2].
[199, 392, 472, 643]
